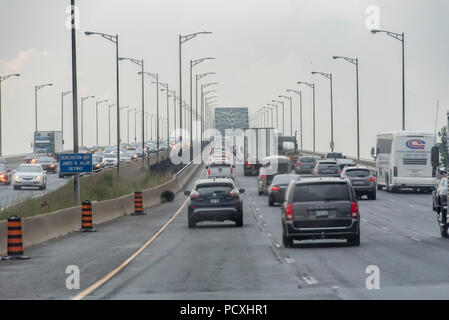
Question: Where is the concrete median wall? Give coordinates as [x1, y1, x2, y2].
[0, 158, 202, 256]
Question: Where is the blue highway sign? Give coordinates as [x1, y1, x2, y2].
[59, 153, 93, 174]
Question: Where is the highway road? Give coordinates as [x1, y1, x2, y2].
[0, 159, 70, 210]
[1, 165, 449, 299]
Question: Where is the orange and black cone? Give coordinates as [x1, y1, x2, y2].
[4, 216, 29, 260]
[78, 200, 97, 232]
[132, 191, 146, 215]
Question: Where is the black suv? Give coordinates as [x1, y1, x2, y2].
[281, 177, 360, 247]
[185, 178, 245, 228]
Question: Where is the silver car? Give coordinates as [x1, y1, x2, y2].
[13, 164, 47, 190]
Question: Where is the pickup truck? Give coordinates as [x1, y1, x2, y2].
[207, 161, 234, 180]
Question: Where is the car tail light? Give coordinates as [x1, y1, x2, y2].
[351, 202, 358, 218]
[285, 204, 293, 220]
[190, 191, 200, 200]
[370, 176, 376, 182]
[271, 186, 280, 192]
[338, 169, 341, 174]
[260, 174, 266, 179]
[207, 169, 211, 175]
[230, 168, 233, 175]
[230, 190, 240, 198]
[296, 162, 302, 166]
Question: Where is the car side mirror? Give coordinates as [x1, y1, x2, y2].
[183, 190, 191, 196]
[205, 165, 209, 169]
[431, 145, 440, 168]
[321, 155, 324, 159]
[370, 147, 377, 159]
[239, 189, 245, 194]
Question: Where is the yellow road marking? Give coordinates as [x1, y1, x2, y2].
[72, 167, 204, 300]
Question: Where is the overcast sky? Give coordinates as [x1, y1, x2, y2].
[0, 0, 448, 158]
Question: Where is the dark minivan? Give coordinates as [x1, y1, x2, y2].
[313, 160, 341, 177]
[295, 156, 316, 174]
[281, 177, 360, 247]
[267, 174, 300, 206]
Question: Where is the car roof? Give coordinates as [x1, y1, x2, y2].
[317, 160, 338, 164]
[295, 177, 347, 185]
[19, 163, 42, 168]
[344, 166, 370, 171]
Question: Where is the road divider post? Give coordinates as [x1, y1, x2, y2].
[78, 200, 97, 232]
[3, 216, 29, 260]
[132, 191, 146, 215]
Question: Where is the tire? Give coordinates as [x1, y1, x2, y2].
[258, 190, 263, 196]
[386, 175, 391, 192]
[282, 232, 294, 248]
[268, 197, 275, 206]
[370, 191, 376, 200]
[188, 218, 196, 228]
[235, 213, 243, 227]
[347, 233, 360, 246]
[377, 183, 382, 191]
[13, 185, 20, 190]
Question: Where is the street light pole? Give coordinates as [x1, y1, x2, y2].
[61, 91, 71, 147]
[108, 104, 116, 146]
[179, 32, 212, 161]
[35, 83, 53, 132]
[279, 95, 293, 135]
[312, 72, 334, 151]
[85, 30, 121, 174]
[333, 56, 360, 159]
[0, 74, 20, 156]
[287, 89, 303, 150]
[95, 100, 108, 146]
[298, 82, 316, 152]
[119, 57, 145, 168]
[371, 29, 405, 130]
[272, 100, 284, 134]
[160, 83, 170, 149]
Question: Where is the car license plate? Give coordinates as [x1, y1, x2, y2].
[316, 210, 328, 218]
[210, 199, 220, 204]
[352, 181, 364, 185]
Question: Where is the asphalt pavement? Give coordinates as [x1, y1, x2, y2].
[0, 159, 70, 210]
[1, 164, 449, 299]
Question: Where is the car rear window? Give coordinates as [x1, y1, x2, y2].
[273, 175, 299, 185]
[299, 157, 315, 163]
[293, 183, 350, 202]
[210, 162, 230, 167]
[326, 153, 343, 159]
[196, 184, 233, 195]
[346, 169, 371, 177]
[318, 163, 339, 169]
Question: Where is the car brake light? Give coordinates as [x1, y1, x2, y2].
[191, 191, 200, 200]
[260, 174, 266, 179]
[285, 204, 293, 220]
[208, 169, 211, 175]
[230, 168, 233, 175]
[271, 186, 280, 192]
[370, 176, 375, 182]
[338, 169, 341, 174]
[230, 190, 240, 198]
[296, 162, 302, 166]
[351, 202, 358, 218]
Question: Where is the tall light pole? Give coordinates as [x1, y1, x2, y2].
[159, 83, 170, 148]
[267, 103, 278, 129]
[272, 100, 284, 135]
[0, 74, 20, 156]
[371, 29, 405, 130]
[279, 95, 293, 135]
[85, 30, 121, 174]
[190, 58, 215, 158]
[140, 72, 159, 157]
[35, 83, 53, 132]
[298, 81, 316, 152]
[197, 74, 216, 155]
[119, 57, 145, 168]
[333, 56, 360, 159]
[81, 95, 95, 147]
[108, 104, 116, 146]
[179, 31, 212, 161]
[95, 100, 108, 146]
[61, 90, 71, 147]
[70, 0, 80, 204]
[312, 71, 334, 151]
[287, 89, 303, 150]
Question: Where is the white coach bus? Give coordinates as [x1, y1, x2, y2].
[372, 131, 436, 193]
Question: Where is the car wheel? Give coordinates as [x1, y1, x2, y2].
[258, 190, 263, 196]
[188, 218, 196, 228]
[13, 185, 20, 190]
[440, 208, 448, 238]
[371, 191, 376, 200]
[347, 233, 360, 246]
[235, 213, 243, 227]
[282, 232, 293, 248]
[268, 197, 275, 206]
[377, 183, 382, 191]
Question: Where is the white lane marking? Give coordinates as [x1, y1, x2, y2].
[266, 231, 272, 236]
[362, 218, 367, 222]
[411, 237, 421, 242]
[274, 242, 281, 248]
[302, 276, 318, 285]
[259, 214, 263, 218]
[409, 204, 416, 208]
[285, 257, 295, 264]
[256, 208, 260, 211]
[253, 201, 256, 205]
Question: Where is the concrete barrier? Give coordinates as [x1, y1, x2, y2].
[0, 155, 202, 256]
